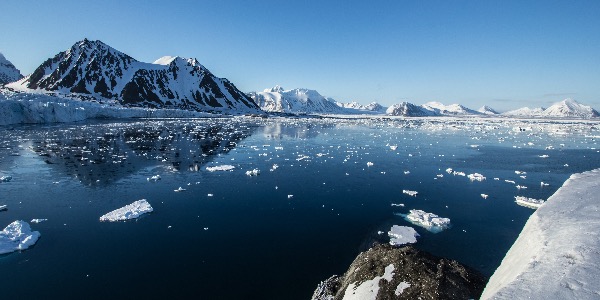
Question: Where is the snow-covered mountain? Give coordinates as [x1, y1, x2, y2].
[6, 39, 259, 113]
[421, 101, 481, 116]
[0, 53, 23, 84]
[248, 86, 345, 114]
[337, 101, 387, 113]
[541, 99, 599, 118]
[386, 102, 438, 117]
[502, 107, 546, 117]
[478, 105, 499, 115]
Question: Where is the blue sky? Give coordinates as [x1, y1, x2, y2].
[1, 0, 599, 111]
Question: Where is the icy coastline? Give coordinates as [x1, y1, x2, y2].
[482, 168, 600, 299]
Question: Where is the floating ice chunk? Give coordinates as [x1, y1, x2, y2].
[100, 199, 153, 222]
[470, 144, 479, 148]
[287, 195, 294, 199]
[206, 165, 235, 172]
[468, 173, 486, 182]
[275, 146, 283, 150]
[0, 176, 12, 182]
[147, 175, 161, 181]
[453, 171, 466, 176]
[539, 155, 549, 158]
[388, 225, 419, 246]
[493, 178, 500, 181]
[481, 194, 489, 199]
[541, 182, 550, 186]
[174, 187, 186, 192]
[207, 194, 213, 197]
[0, 205, 7, 211]
[245, 169, 260, 176]
[296, 155, 310, 161]
[446, 168, 453, 174]
[515, 171, 526, 175]
[436, 174, 444, 178]
[395, 282, 411, 296]
[401, 209, 451, 233]
[516, 185, 528, 190]
[564, 164, 569, 167]
[505, 180, 516, 184]
[515, 196, 545, 209]
[391, 203, 405, 207]
[269, 164, 279, 171]
[404, 171, 410, 175]
[30, 219, 47, 223]
[0, 220, 41, 254]
[389, 145, 398, 150]
[402, 190, 418, 197]
[366, 162, 374, 167]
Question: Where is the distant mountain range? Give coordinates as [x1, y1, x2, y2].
[1, 39, 598, 119]
[5, 39, 259, 113]
[0, 52, 23, 84]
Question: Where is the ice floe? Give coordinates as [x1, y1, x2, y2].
[206, 165, 235, 172]
[245, 169, 260, 176]
[147, 175, 161, 181]
[468, 173, 486, 182]
[30, 219, 47, 223]
[0, 220, 41, 254]
[174, 187, 186, 192]
[0, 205, 7, 211]
[481, 194, 489, 199]
[400, 209, 451, 233]
[99, 199, 153, 222]
[0, 175, 12, 182]
[402, 190, 418, 197]
[388, 225, 419, 246]
[366, 162, 374, 167]
[514, 196, 545, 209]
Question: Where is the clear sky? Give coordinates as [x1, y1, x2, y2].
[1, 0, 599, 111]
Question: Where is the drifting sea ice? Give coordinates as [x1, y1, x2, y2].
[0, 220, 41, 254]
[514, 196, 546, 209]
[30, 219, 48, 223]
[402, 190, 418, 197]
[206, 165, 235, 172]
[245, 169, 260, 176]
[387, 225, 419, 246]
[0, 175, 12, 182]
[99, 199, 153, 222]
[0, 205, 7, 211]
[468, 173, 486, 182]
[399, 209, 451, 233]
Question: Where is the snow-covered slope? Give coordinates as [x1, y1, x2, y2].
[386, 102, 438, 117]
[248, 86, 345, 114]
[337, 101, 387, 114]
[6, 39, 259, 113]
[541, 98, 599, 118]
[478, 105, 499, 115]
[482, 168, 600, 299]
[421, 101, 481, 116]
[502, 107, 546, 117]
[0, 53, 23, 84]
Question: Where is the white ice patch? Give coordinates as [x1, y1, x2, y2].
[0, 175, 12, 182]
[514, 196, 545, 209]
[206, 165, 235, 172]
[343, 264, 395, 300]
[0, 220, 41, 254]
[402, 190, 418, 197]
[99, 199, 153, 222]
[468, 173, 486, 182]
[394, 282, 411, 295]
[30, 219, 47, 223]
[245, 169, 260, 176]
[388, 225, 419, 246]
[400, 209, 451, 233]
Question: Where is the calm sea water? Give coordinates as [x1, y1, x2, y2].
[1, 117, 599, 299]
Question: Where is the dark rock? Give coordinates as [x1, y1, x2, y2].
[312, 244, 487, 300]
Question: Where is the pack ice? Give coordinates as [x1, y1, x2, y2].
[0, 220, 41, 254]
[99, 199, 153, 222]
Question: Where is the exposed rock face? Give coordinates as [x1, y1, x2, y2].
[312, 244, 486, 300]
[0, 53, 23, 84]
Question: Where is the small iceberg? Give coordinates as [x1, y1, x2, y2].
[481, 194, 489, 199]
[0, 205, 7, 211]
[174, 187, 186, 192]
[389, 145, 398, 150]
[388, 225, 419, 246]
[0, 176, 12, 183]
[514, 196, 545, 209]
[147, 175, 161, 181]
[402, 190, 418, 197]
[206, 165, 235, 172]
[366, 162, 374, 167]
[245, 169, 260, 176]
[99, 199, 153, 222]
[0, 220, 41, 254]
[399, 209, 451, 233]
[467, 173, 486, 182]
[30, 219, 47, 224]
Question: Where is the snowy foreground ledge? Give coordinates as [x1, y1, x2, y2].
[482, 168, 600, 299]
[0, 220, 41, 254]
[99, 199, 153, 222]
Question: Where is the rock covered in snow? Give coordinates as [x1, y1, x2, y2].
[502, 107, 546, 117]
[0, 52, 23, 84]
[386, 102, 437, 117]
[99, 199, 153, 222]
[478, 105, 499, 115]
[311, 244, 486, 300]
[541, 98, 599, 118]
[6, 39, 260, 113]
[421, 101, 481, 116]
[248, 86, 345, 114]
[482, 168, 600, 299]
[0, 220, 41, 254]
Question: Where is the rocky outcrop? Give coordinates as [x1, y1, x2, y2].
[312, 244, 486, 300]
